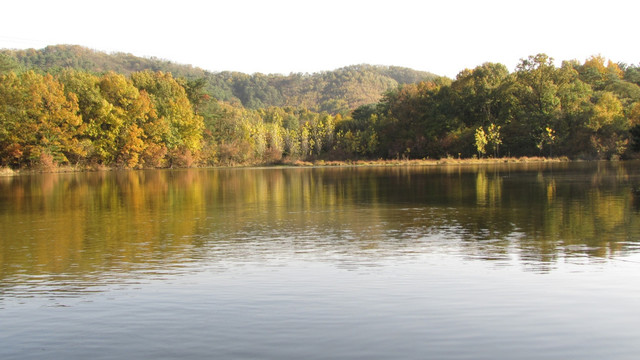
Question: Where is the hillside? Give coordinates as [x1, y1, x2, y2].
[0, 45, 438, 112]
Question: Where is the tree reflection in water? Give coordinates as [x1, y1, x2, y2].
[1, 161, 639, 295]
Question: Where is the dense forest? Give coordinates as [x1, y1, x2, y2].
[0, 45, 436, 112]
[1, 46, 639, 169]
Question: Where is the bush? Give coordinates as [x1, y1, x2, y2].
[37, 152, 57, 172]
[169, 148, 195, 168]
[263, 147, 283, 164]
[142, 144, 168, 168]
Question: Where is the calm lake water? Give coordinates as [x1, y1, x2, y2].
[1, 162, 640, 359]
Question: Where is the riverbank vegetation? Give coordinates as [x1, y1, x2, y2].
[1, 46, 639, 171]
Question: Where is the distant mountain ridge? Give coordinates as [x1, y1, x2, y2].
[0, 44, 439, 112]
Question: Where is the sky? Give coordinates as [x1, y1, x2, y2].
[1, 0, 639, 78]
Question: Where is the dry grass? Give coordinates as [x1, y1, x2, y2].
[0, 167, 15, 176]
[0, 163, 111, 176]
[282, 156, 570, 168]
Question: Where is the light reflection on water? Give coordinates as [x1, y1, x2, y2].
[1, 162, 640, 359]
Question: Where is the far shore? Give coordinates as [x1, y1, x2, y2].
[0, 156, 589, 176]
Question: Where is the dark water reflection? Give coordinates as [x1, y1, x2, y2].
[1, 162, 640, 359]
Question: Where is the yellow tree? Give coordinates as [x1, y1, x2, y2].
[588, 92, 629, 158]
[98, 72, 160, 168]
[581, 55, 623, 90]
[0, 71, 83, 167]
[474, 126, 488, 157]
[59, 70, 116, 164]
[131, 71, 203, 166]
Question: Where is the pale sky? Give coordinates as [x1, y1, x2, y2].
[1, 0, 638, 78]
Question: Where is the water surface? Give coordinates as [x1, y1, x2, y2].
[1, 162, 640, 359]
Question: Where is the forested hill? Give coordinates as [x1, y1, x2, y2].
[2, 46, 640, 170]
[0, 44, 437, 112]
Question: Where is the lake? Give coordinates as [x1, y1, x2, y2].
[1, 161, 640, 359]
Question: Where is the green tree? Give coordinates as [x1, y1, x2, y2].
[510, 54, 562, 155]
[486, 123, 502, 157]
[452, 62, 511, 127]
[334, 104, 380, 157]
[553, 61, 594, 156]
[59, 70, 118, 164]
[377, 79, 455, 158]
[0, 53, 22, 74]
[177, 77, 209, 114]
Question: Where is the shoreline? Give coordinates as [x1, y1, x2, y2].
[0, 156, 578, 176]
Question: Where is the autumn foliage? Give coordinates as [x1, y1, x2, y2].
[1, 52, 640, 170]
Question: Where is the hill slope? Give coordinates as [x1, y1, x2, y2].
[0, 45, 438, 111]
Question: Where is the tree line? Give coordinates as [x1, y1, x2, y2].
[366, 54, 640, 160]
[1, 53, 640, 169]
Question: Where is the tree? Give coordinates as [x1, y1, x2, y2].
[474, 124, 501, 158]
[131, 71, 204, 163]
[510, 54, 562, 155]
[0, 53, 22, 74]
[0, 71, 83, 167]
[537, 126, 557, 157]
[579, 55, 623, 90]
[177, 77, 209, 114]
[475, 126, 488, 157]
[59, 70, 117, 164]
[486, 123, 502, 157]
[98, 72, 162, 168]
[552, 61, 593, 156]
[587, 92, 629, 158]
[376, 79, 455, 158]
[452, 62, 510, 127]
